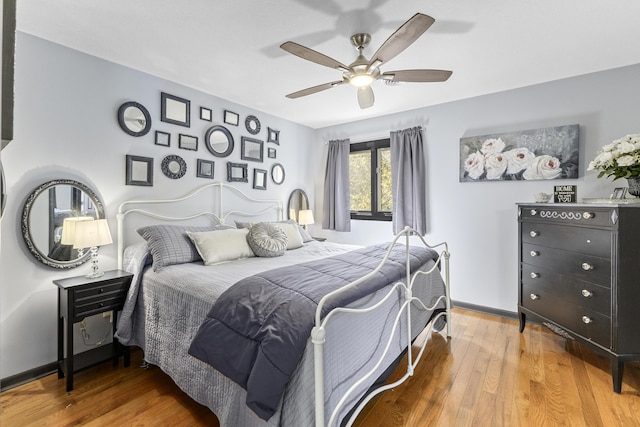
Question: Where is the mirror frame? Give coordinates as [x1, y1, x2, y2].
[204, 125, 234, 158]
[161, 92, 190, 127]
[241, 137, 263, 162]
[287, 189, 310, 222]
[245, 115, 261, 135]
[117, 101, 152, 137]
[271, 163, 285, 185]
[178, 133, 198, 151]
[267, 127, 280, 145]
[21, 179, 105, 269]
[161, 154, 187, 179]
[253, 168, 267, 190]
[227, 162, 248, 183]
[224, 110, 239, 126]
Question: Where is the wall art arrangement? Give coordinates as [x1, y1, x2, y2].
[460, 124, 579, 182]
[117, 92, 285, 187]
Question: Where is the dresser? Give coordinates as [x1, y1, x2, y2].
[518, 203, 640, 393]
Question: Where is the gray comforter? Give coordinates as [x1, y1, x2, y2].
[188, 243, 438, 420]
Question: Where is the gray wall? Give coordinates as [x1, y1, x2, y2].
[311, 63, 640, 312]
[0, 33, 316, 379]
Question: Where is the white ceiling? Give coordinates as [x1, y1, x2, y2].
[16, 0, 640, 129]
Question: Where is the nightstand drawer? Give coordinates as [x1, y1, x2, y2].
[74, 294, 127, 319]
[74, 280, 129, 302]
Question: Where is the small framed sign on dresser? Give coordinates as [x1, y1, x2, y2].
[554, 185, 577, 203]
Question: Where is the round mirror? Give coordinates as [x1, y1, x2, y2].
[22, 179, 105, 269]
[271, 163, 285, 185]
[287, 189, 309, 222]
[118, 101, 152, 137]
[245, 115, 261, 135]
[204, 125, 234, 157]
[161, 155, 187, 179]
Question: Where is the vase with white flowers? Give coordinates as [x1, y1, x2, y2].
[587, 134, 640, 196]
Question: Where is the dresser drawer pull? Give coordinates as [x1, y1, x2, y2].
[530, 293, 540, 300]
[582, 212, 595, 219]
[530, 272, 539, 279]
[581, 262, 594, 271]
[530, 209, 537, 216]
[581, 289, 593, 298]
[582, 316, 593, 324]
[529, 230, 539, 237]
[530, 250, 539, 257]
[99, 288, 105, 293]
[99, 302, 105, 307]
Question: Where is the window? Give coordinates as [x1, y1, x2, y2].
[349, 138, 392, 221]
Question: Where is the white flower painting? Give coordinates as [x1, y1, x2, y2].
[459, 124, 579, 182]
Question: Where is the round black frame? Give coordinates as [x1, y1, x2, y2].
[117, 101, 152, 137]
[204, 125, 234, 158]
[245, 115, 261, 135]
[161, 155, 187, 179]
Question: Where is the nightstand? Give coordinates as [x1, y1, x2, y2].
[312, 237, 327, 242]
[53, 269, 133, 391]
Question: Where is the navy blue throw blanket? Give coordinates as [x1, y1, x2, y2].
[188, 243, 438, 420]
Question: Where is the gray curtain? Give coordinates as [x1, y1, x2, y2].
[390, 127, 426, 235]
[323, 139, 351, 231]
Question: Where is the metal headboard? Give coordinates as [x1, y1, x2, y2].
[116, 182, 283, 269]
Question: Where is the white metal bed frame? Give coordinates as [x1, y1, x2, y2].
[115, 183, 451, 427]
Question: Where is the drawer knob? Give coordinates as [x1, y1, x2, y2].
[582, 316, 593, 324]
[530, 250, 539, 257]
[99, 302, 105, 307]
[581, 289, 593, 298]
[530, 293, 540, 300]
[581, 262, 594, 271]
[99, 288, 105, 293]
[530, 209, 538, 216]
[529, 230, 539, 238]
[582, 212, 595, 219]
[530, 272, 540, 279]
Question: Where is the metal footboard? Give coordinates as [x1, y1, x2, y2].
[311, 227, 451, 427]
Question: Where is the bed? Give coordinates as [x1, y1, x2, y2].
[114, 183, 451, 427]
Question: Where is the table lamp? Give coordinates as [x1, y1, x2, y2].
[298, 209, 314, 231]
[72, 219, 113, 278]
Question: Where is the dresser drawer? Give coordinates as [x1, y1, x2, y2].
[520, 205, 613, 227]
[522, 243, 611, 285]
[522, 222, 611, 258]
[73, 279, 129, 303]
[522, 284, 611, 347]
[521, 264, 611, 315]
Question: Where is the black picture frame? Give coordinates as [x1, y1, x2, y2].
[611, 188, 627, 199]
[161, 92, 190, 127]
[155, 130, 170, 147]
[245, 115, 261, 135]
[178, 133, 198, 151]
[125, 155, 154, 186]
[200, 107, 212, 121]
[271, 163, 285, 185]
[253, 168, 267, 190]
[227, 162, 248, 183]
[224, 110, 239, 126]
[241, 137, 264, 162]
[204, 125, 234, 158]
[197, 159, 215, 179]
[267, 147, 276, 159]
[267, 127, 280, 145]
[118, 101, 152, 137]
[161, 155, 187, 180]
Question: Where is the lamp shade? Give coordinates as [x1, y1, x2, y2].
[60, 216, 94, 245]
[72, 219, 113, 249]
[298, 209, 315, 226]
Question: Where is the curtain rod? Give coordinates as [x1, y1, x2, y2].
[324, 125, 424, 144]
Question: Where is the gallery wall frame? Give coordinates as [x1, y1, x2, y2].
[200, 107, 212, 121]
[240, 137, 263, 162]
[161, 92, 190, 127]
[224, 110, 239, 126]
[459, 124, 580, 182]
[155, 130, 170, 147]
[197, 159, 215, 179]
[126, 155, 154, 186]
[178, 134, 198, 151]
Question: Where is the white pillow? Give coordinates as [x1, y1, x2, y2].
[187, 229, 254, 265]
[266, 222, 303, 250]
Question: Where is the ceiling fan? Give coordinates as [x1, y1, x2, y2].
[280, 13, 452, 109]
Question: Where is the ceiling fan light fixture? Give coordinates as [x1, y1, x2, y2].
[349, 73, 374, 87]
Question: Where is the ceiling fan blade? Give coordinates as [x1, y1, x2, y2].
[280, 41, 349, 71]
[357, 86, 375, 109]
[382, 69, 453, 82]
[369, 13, 435, 67]
[285, 80, 345, 99]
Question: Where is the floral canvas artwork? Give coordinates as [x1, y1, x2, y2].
[459, 124, 579, 182]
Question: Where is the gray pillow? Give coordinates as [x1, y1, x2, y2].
[236, 219, 314, 243]
[137, 224, 233, 271]
[246, 222, 288, 257]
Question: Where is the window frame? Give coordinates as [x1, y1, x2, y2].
[349, 138, 392, 221]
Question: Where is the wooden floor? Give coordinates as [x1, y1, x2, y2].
[2, 308, 639, 426]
